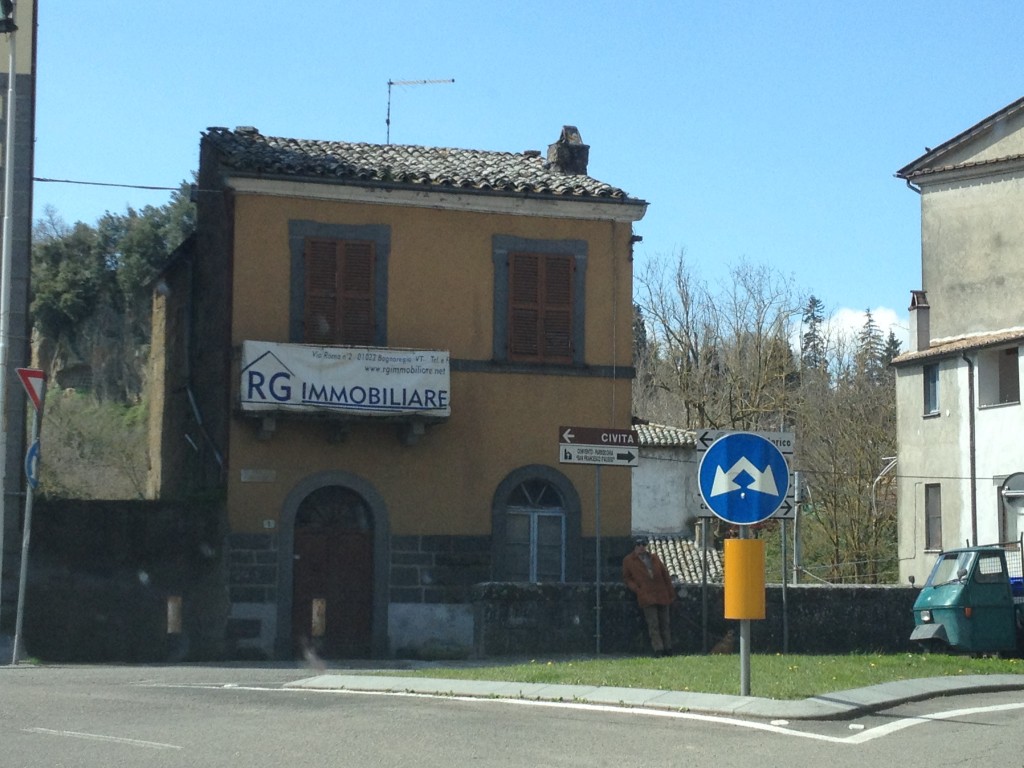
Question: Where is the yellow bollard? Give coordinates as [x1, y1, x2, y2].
[724, 539, 766, 620]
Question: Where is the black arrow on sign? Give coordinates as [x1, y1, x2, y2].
[698, 431, 718, 450]
[617, 451, 636, 462]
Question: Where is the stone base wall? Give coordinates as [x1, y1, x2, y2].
[24, 504, 922, 662]
[473, 582, 920, 657]
[24, 499, 227, 662]
[389, 535, 490, 603]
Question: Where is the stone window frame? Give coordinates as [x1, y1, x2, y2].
[492, 235, 587, 367]
[491, 464, 582, 582]
[289, 220, 390, 346]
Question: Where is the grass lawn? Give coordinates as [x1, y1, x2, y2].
[394, 653, 1024, 700]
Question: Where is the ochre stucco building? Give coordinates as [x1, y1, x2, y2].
[149, 125, 647, 658]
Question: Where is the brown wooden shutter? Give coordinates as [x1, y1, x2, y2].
[509, 253, 540, 359]
[304, 238, 376, 345]
[304, 238, 339, 344]
[509, 252, 573, 362]
[339, 241, 375, 345]
[542, 254, 573, 361]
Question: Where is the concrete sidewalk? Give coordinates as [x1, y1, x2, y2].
[285, 670, 1024, 721]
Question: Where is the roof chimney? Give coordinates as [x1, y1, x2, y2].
[547, 126, 589, 175]
[909, 290, 930, 353]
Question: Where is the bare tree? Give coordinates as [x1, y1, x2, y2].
[634, 253, 899, 583]
[634, 253, 801, 431]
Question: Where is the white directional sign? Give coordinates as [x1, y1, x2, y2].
[558, 425, 639, 467]
[696, 428, 794, 455]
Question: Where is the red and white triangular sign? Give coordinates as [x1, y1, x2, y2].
[16, 368, 46, 413]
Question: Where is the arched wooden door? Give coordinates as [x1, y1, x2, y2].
[292, 486, 374, 658]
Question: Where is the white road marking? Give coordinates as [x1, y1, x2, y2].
[842, 701, 1024, 744]
[145, 682, 1024, 746]
[23, 727, 182, 750]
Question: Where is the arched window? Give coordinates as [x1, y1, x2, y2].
[296, 485, 371, 531]
[492, 465, 581, 583]
[506, 478, 566, 582]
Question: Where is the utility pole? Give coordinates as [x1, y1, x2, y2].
[0, 0, 18, 648]
[385, 78, 454, 144]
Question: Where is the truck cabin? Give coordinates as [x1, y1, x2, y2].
[913, 545, 1021, 654]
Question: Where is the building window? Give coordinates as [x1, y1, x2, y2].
[925, 483, 942, 551]
[923, 363, 939, 415]
[491, 464, 582, 582]
[492, 235, 587, 366]
[979, 346, 1020, 407]
[506, 481, 566, 582]
[304, 238, 376, 345]
[509, 252, 573, 362]
[289, 221, 390, 346]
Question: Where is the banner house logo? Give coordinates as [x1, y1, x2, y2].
[239, 341, 451, 418]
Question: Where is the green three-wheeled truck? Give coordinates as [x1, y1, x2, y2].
[911, 540, 1024, 655]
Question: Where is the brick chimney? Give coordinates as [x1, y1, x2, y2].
[547, 126, 589, 175]
[909, 290, 930, 353]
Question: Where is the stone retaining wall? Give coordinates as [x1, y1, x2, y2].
[473, 582, 919, 656]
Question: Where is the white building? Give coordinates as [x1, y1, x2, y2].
[631, 422, 726, 581]
[893, 96, 1024, 584]
[632, 422, 699, 536]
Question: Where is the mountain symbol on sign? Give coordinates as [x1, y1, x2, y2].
[710, 457, 779, 498]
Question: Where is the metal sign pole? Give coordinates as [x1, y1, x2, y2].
[594, 465, 602, 655]
[701, 518, 709, 653]
[557, 424, 639, 656]
[698, 432, 789, 699]
[0, 14, 18, 643]
[11, 400, 38, 664]
[739, 526, 751, 696]
[781, 519, 789, 653]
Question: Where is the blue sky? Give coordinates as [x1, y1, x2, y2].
[29, 1, 1024, 344]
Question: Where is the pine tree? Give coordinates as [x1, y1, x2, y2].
[800, 295, 826, 371]
[856, 310, 885, 384]
[881, 329, 903, 368]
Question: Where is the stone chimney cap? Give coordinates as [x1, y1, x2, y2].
[560, 126, 583, 144]
[547, 126, 590, 175]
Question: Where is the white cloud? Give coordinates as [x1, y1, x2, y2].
[827, 306, 909, 350]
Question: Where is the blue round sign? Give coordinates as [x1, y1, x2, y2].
[24, 438, 40, 489]
[698, 432, 790, 525]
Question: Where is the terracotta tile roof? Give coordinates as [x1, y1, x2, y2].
[203, 126, 645, 205]
[898, 152, 1024, 182]
[891, 327, 1024, 366]
[634, 422, 695, 448]
[647, 535, 723, 583]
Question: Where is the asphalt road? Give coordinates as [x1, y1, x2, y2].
[4, 664, 1024, 768]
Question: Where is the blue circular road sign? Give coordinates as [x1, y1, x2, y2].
[25, 438, 40, 490]
[698, 432, 790, 525]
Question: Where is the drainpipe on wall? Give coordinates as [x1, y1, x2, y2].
[962, 353, 978, 545]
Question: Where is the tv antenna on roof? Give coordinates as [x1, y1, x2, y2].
[386, 78, 455, 144]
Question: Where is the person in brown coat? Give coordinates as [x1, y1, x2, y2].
[622, 537, 676, 656]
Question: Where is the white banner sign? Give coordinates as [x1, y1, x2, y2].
[240, 341, 451, 418]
